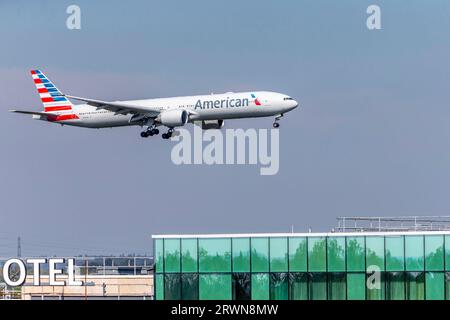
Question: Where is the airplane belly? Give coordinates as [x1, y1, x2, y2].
[194, 105, 278, 121]
[73, 113, 133, 128]
[95, 114, 133, 128]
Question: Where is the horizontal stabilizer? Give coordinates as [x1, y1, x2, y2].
[9, 110, 57, 118]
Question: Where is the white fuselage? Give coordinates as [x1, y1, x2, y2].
[48, 91, 298, 128]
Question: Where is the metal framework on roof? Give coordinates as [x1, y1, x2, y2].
[152, 216, 450, 239]
[335, 216, 450, 232]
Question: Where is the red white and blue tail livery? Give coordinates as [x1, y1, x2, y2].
[31, 70, 73, 112]
[10, 70, 298, 138]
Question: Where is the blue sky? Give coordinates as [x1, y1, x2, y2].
[1, 1, 450, 256]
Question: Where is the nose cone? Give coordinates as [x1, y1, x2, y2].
[286, 99, 298, 112]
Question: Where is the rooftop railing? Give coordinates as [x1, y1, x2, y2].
[335, 216, 450, 232]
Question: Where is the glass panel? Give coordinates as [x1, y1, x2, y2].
[289, 237, 307, 272]
[232, 238, 250, 272]
[446, 273, 450, 300]
[181, 239, 198, 272]
[164, 239, 181, 273]
[164, 273, 181, 300]
[270, 273, 288, 300]
[347, 273, 366, 300]
[366, 272, 385, 300]
[446, 236, 450, 271]
[405, 236, 424, 271]
[309, 273, 327, 300]
[308, 237, 326, 272]
[199, 238, 231, 272]
[425, 272, 444, 300]
[386, 236, 404, 271]
[366, 237, 384, 271]
[155, 274, 164, 300]
[289, 273, 308, 300]
[405, 272, 424, 300]
[251, 273, 269, 300]
[181, 273, 198, 300]
[347, 237, 365, 272]
[251, 238, 269, 272]
[270, 238, 288, 272]
[328, 272, 346, 300]
[386, 272, 405, 300]
[327, 237, 345, 272]
[425, 235, 444, 271]
[155, 239, 164, 273]
[199, 274, 232, 300]
[232, 273, 251, 300]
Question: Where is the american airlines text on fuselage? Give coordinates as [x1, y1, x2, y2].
[194, 97, 250, 110]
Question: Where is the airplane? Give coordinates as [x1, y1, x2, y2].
[10, 70, 299, 139]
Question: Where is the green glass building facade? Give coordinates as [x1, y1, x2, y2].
[153, 232, 450, 300]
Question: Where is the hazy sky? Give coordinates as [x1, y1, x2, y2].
[1, 0, 450, 256]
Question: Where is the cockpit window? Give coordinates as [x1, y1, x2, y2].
[283, 97, 294, 101]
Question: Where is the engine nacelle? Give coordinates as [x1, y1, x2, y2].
[201, 120, 225, 130]
[159, 109, 189, 127]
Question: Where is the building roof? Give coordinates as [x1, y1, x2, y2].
[152, 230, 450, 239]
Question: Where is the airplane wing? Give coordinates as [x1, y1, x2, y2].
[9, 110, 58, 119]
[65, 95, 161, 117]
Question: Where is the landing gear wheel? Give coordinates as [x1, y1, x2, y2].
[273, 122, 280, 128]
[162, 128, 174, 139]
[141, 124, 159, 138]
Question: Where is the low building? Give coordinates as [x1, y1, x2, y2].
[1, 256, 154, 300]
[152, 217, 450, 300]
[21, 274, 153, 300]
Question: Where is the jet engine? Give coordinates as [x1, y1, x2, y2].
[200, 120, 225, 130]
[159, 109, 189, 127]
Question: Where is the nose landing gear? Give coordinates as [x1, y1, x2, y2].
[273, 114, 283, 128]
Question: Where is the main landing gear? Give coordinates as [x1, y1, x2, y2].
[140, 126, 174, 139]
[140, 126, 159, 138]
[273, 114, 283, 128]
[161, 128, 174, 140]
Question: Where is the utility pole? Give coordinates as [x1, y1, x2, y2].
[17, 237, 21, 257]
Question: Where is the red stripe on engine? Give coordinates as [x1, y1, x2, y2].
[44, 106, 72, 112]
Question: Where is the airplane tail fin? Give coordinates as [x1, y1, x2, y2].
[30, 70, 74, 112]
